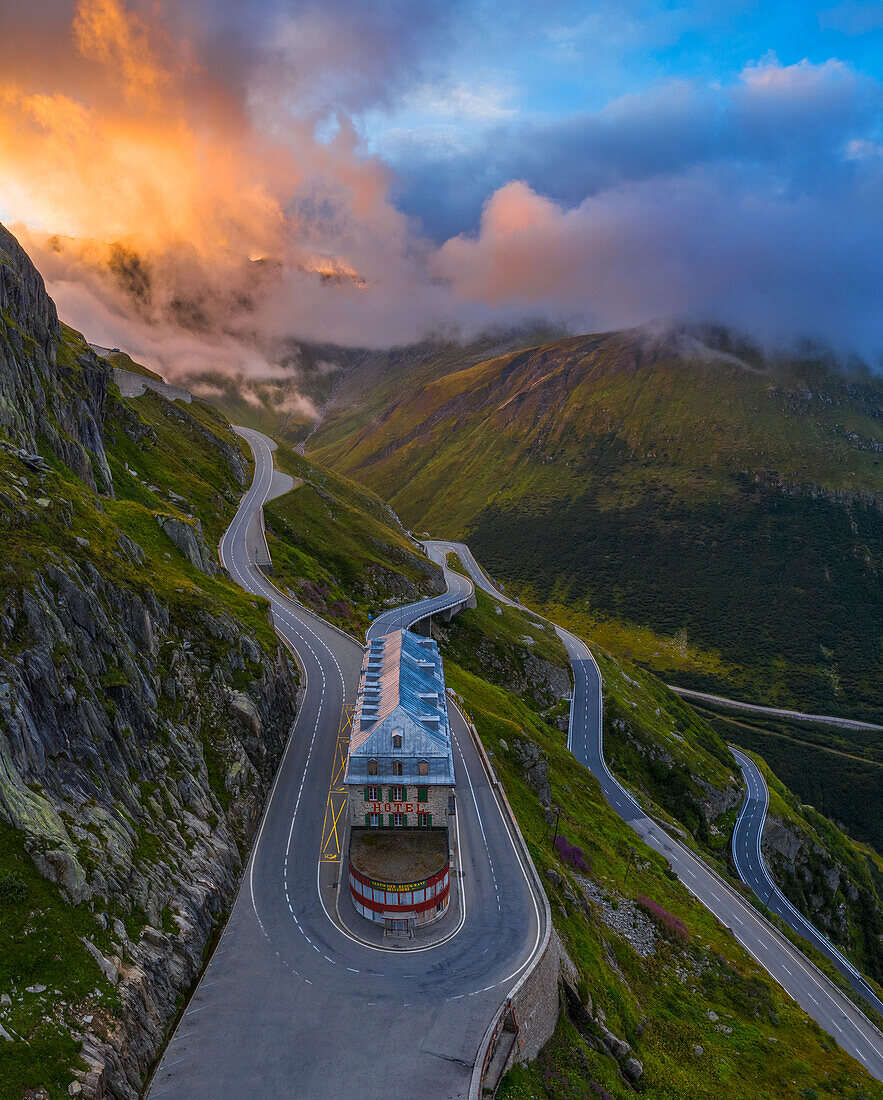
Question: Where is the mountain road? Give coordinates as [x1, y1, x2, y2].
[146, 431, 545, 1100]
[425, 540, 883, 1082]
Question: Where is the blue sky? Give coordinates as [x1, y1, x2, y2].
[356, 0, 883, 240]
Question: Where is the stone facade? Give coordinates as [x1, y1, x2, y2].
[348, 781, 450, 829]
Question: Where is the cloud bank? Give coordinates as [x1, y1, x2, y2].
[0, 0, 881, 374]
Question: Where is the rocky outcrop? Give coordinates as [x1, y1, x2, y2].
[431, 616, 570, 711]
[561, 973, 644, 1087]
[696, 777, 741, 820]
[0, 223, 112, 493]
[0, 223, 301, 1098]
[0, 544, 299, 1097]
[155, 514, 220, 576]
[513, 736, 553, 809]
[762, 814, 860, 942]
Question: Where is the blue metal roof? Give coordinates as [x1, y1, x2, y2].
[346, 630, 455, 785]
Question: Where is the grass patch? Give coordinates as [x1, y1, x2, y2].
[263, 443, 442, 636]
[0, 820, 117, 1099]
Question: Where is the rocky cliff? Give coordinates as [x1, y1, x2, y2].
[0, 224, 300, 1099]
[0, 225, 112, 493]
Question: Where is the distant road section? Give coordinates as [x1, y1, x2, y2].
[669, 686, 883, 733]
[112, 366, 192, 404]
[729, 745, 883, 1017]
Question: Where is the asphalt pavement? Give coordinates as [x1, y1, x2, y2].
[146, 431, 544, 1100]
[425, 540, 883, 1082]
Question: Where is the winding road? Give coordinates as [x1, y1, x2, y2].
[730, 745, 883, 1017]
[147, 430, 545, 1100]
[427, 540, 883, 1082]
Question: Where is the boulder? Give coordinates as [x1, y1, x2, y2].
[601, 1027, 631, 1060]
[623, 1057, 643, 1082]
[80, 939, 120, 985]
[230, 691, 262, 734]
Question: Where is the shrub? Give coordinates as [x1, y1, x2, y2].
[0, 870, 28, 905]
[554, 834, 590, 873]
[637, 895, 688, 941]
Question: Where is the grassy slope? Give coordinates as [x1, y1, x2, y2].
[308, 327, 883, 725]
[443, 667, 878, 1098]
[263, 444, 443, 637]
[433, 592, 883, 1096]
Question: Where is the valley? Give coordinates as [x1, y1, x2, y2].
[307, 326, 883, 726]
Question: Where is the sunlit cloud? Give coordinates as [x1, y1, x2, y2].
[0, 0, 882, 366]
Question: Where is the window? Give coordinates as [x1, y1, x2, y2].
[392, 812, 404, 827]
[392, 734, 403, 749]
[418, 760, 428, 776]
[368, 813, 380, 827]
[391, 786, 406, 801]
[418, 812, 432, 828]
[417, 786, 428, 803]
[392, 760, 403, 776]
[367, 786, 380, 801]
[368, 760, 378, 775]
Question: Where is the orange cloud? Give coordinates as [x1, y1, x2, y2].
[0, 0, 461, 362]
[72, 0, 173, 106]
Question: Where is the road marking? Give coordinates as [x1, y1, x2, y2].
[319, 705, 353, 863]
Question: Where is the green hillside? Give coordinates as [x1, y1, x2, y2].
[432, 589, 882, 1098]
[308, 325, 883, 724]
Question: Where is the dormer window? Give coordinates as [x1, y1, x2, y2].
[392, 734, 403, 749]
[418, 760, 428, 776]
[368, 760, 378, 775]
[393, 760, 403, 776]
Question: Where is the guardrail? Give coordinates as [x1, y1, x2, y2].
[453, 698, 553, 1100]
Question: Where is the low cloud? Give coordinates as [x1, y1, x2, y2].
[435, 168, 883, 356]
